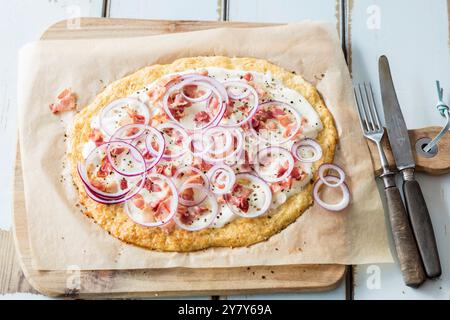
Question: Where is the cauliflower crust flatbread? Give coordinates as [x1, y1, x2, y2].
[68, 56, 338, 252]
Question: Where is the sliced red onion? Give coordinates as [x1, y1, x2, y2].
[162, 75, 228, 131]
[318, 163, 346, 188]
[253, 146, 294, 183]
[106, 141, 147, 177]
[220, 81, 259, 127]
[250, 101, 301, 145]
[188, 132, 213, 157]
[313, 175, 350, 211]
[291, 138, 323, 163]
[125, 173, 179, 227]
[77, 143, 145, 199]
[181, 82, 213, 103]
[173, 184, 219, 231]
[203, 126, 234, 155]
[206, 164, 236, 195]
[226, 173, 272, 218]
[150, 122, 189, 160]
[99, 98, 149, 137]
[202, 127, 244, 164]
[109, 123, 147, 142]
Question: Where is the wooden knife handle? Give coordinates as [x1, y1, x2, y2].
[403, 179, 442, 278]
[369, 126, 450, 175]
[385, 185, 426, 287]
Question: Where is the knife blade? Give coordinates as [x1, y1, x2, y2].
[379, 55, 441, 278]
[378, 56, 415, 171]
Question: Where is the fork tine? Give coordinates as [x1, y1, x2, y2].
[361, 83, 377, 131]
[367, 83, 382, 130]
[356, 84, 370, 132]
[353, 86, 368, 132]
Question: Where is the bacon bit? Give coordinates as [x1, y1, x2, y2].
[128, 111, 146, 124]
[185, 174, 204, 185]
[163, 163, 177, 177]
[97, 158, 113, 178]
[150, 108, 170, 126]
[224, 183, 253, 213]
[132, 194, 145, 210]
[110, 146, 127, 156]
[172, 130, 184, 145]
[179, 205, 208, 225]
[90, 178, 117, 193]
[276, 160, 290, 178]
[272, 107, 286, 116]
[209, 96, 219, 112]
[194, 111, 211, 124]
[278, 115, 293, 127]
[120, 178, 128, 190]
[197, 69, 209, 76]
[89, 129, 104, 146]
[169, 93, 190, 108]
[180, 187, 194, 202]
[154, 198, 171, 217]
[192, 157, 213, 171]
[217, 195, 227, 205]
[243, 72, 253, 81]
[49, 88, 77, 114]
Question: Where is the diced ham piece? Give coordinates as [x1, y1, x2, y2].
[49, 88, 77, 114]
[194, 111, 211, 124]
[89, 129, 104, 147]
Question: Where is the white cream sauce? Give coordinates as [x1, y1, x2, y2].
[85, 67, 323, 229]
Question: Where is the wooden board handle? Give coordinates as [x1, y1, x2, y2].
[368, 126, 450, 175]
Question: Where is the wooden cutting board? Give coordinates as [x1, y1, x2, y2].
[12, 18, 346, 298]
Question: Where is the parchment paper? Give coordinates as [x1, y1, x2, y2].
[18, 22, 393, 270]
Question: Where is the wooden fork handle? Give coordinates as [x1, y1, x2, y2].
[369, 126, 450, 176]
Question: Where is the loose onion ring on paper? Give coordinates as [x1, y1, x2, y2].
[67, 56, 338, 252]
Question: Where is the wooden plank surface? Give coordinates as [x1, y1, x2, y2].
[8, 17, 346, 299]
[349, 0, 450, 300]
[0, 0, 105, 299]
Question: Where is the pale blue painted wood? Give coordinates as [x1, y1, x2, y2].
[228, 0, 338, 23]
[350, 0, 450, 300]
[109, 0, 221, 20]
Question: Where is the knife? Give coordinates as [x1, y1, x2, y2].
[379, 55, 442, 278]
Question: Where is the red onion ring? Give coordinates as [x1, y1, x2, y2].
[181, 82, 213, 103]
[313, 175, 350, 211]
[207, 164, 236, 195]
[291, 138, 323, 163]
[99, 98, 149, 137]
[188, 132, 213, 157]
[202, 128, 244, 164]
[150, 122, 189, 160]
[110, 123, 147, 142]
[162, 75, 228, 131]
[125, 173, 179, 227]
[318, 163, 346, 188]
[250, 101, 301, 145]
[106, 141, 147, 177]
[226, 173, 272, 218]
[173, 184, 219, 231]
[220, 81, 259, 127]
[253, 146, 294, 183]
[203, 126, 233, 155]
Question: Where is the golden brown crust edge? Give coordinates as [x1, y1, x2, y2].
[67, 56, 338, 252]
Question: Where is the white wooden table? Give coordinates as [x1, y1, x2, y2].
[1, 0, 449, 300]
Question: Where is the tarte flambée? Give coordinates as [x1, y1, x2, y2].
[67, 56, 338, 252]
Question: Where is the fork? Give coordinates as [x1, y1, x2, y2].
[354, 83, 426, 288]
